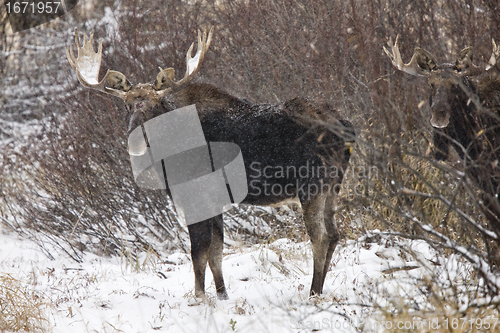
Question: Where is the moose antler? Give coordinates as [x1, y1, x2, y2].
[486, 39, 499, 71]
[385, 35, 499, 76]
[453, 39, 498, 74]
[66, 29, 130, 99]
[153, 27, 214, 96]
[67, 27, 213, 100]
[384, 35, 437, 76]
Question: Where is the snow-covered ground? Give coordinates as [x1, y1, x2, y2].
[0, 226, 472, 333]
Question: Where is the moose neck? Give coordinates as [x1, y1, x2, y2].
[449, 77, 481, 158]
[167, 83, 248, 116]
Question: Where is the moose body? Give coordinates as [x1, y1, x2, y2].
[67, 29, 354, 299]
[385, 36, 500, 235]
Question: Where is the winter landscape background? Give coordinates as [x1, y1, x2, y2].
[1, 0, 500, 331]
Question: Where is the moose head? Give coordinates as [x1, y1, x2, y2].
[66, 28, 213, 139]
[384, 36, 498, 130]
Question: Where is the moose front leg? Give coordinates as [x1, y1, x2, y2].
[188, 215, 227, 300]
[208, 214, 228, 300]
[188, 218, 213, 299]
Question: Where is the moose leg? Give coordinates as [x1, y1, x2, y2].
[320, 192, 340, 287]
[208, 214, 228, 300]
[188, 218, 213, 299]
[302, 193, 329, 296]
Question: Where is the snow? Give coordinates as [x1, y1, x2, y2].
[0, 224, 475, 333]
[100, 7, 120, 39]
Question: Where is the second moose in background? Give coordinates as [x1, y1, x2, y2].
[385, 36, 500, 239]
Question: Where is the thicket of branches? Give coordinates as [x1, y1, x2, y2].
[2, 0, 500, 313]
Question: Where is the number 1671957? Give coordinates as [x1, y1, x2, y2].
[5, 1, 61, 14]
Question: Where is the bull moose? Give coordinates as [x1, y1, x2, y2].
[66, 28, 354, 299]
[384, 36, 500, 237]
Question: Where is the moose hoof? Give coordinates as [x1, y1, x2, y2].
[217, 290, 229, 300]
[188, 295, 205, 306]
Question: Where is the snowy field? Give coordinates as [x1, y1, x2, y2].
[0, 224, 476, 333]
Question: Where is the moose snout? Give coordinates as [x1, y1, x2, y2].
[429, 88, 451, 128]
[127, 111, 148, 156]
[127, 111, 145, 134]
[430, 106, 450, 128]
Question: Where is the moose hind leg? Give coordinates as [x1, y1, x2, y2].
[302, 193, 329, 296]
[321, 192, 340, 287]
[188, 218, 214, 299]
[208, 214, 228, 300]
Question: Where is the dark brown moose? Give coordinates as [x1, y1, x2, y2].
[67, 28, 354, 299]
[385, 36, 500, 238]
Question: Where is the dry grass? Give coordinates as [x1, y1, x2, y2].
[374, 288, 500, 333]
[0, 274, 51, 332]
[336, 127, 491, 256]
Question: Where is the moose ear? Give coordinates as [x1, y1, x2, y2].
[154, 68, 175, 90]
[106, 70, 132, 91]
[455, 47, 474, 72]
[414, 47, 437, 72]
